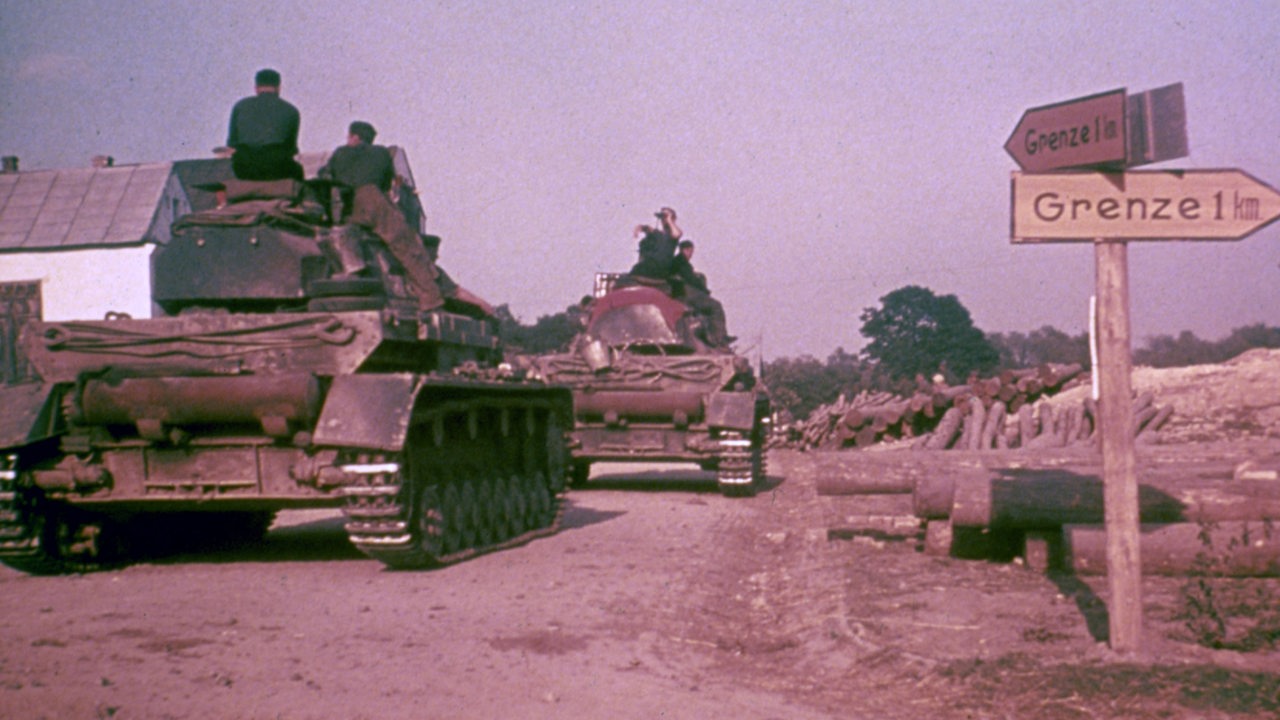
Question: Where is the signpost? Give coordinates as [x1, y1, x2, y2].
[1005, 83, 1254, 654]
[1012, 169, 1280, 242]
[1004, 89, 1127, 172]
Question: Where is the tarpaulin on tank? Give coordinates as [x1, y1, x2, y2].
[172, 198, 326, 234]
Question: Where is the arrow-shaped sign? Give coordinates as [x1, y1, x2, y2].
[1005, 89, 1127, 172]
[1011, 169, 1280, 243]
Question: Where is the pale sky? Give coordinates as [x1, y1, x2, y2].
[2, 1, 1278, 360]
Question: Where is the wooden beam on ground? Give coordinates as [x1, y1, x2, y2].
[1064, 522, 1280, 576]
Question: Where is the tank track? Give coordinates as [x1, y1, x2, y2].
[0, 461, 53, 574]
[339, 398, 568, 569]
[0, 457, 278, 575]
[0, 456, 122, 575]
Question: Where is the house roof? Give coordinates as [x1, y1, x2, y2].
[0, 148, 420, 253]
[0, 163, 173, 252]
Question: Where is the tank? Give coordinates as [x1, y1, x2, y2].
[526, 273, 769, 496]
[0, 178, 572, 574]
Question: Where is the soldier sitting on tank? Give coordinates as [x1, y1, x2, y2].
[318, 121, 442, 311]
[420, 234, 496, 318]
[226, 68, 304, 182]
[617, 206, 682, 292]
[671, 239, 733, 347]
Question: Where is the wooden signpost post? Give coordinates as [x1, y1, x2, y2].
[1005, 85, 1280, 653]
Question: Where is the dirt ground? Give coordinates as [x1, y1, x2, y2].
[1, 354, 1279, 719]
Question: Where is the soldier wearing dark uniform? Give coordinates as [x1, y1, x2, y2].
[227, 69, 303, 181]
[621, 207, 732, 346]
[623, 206, 682, 289]
[318, 121, 394, 192]
[671, 239, 732, 347]
[321, 121, 441, 311]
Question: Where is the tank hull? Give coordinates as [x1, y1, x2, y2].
[530, 283, 769, 496]
[0, 197, 571, 574]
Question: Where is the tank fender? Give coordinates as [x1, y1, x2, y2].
[706, 391, 758, 432]
[312, 374, 419, 452]
[0, 382, 63, 450]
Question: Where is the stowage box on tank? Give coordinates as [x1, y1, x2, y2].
[527, 273, 770, 496]
[0, 178, 572, 574]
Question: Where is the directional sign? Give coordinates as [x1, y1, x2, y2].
[1011, 170, 1280, 243]
[1005, 89, 1127, 172]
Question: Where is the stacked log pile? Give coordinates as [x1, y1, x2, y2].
[785, 363, 1106, 451]
[781, 363, 1178, 452]
[918, 389, 1174, 451]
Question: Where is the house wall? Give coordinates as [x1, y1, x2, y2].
[0, 245, 153, 321]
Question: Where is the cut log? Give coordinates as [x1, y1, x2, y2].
[979, 401, 1007, 451]
[1136, 405, 1174, 442]
[912, 467, 990, 519]
[923, 519, 953, 557]
[1026, 404, 1063, 449]
[924, 406, 963, 450]
[964, 397, 986, 451]
[1017, 403, 1036, 449]
[949, 471, 1280, 529]
[1076, 401, 1095, 442]
[1132, 391, 1154, 415]
[913, 475, 955, 519]
[1132, 404, 1158, 435]
[811, 453, 923, 495]
[1063, 521, 1280, 577]
[853, 426, 879, 448]
[1023, 530, 1060, 573]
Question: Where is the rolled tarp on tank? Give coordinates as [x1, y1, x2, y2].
[78, 372, 322, 436]
[573, 390, 704, 422]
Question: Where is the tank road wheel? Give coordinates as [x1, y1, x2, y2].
[487, 474, 509, 541]
[507, 474, 528, 537]
[458, 482, 481, 549]
[440, 482, 464, 556]
[472, 477, 497, 548]
[528, 472, 553, 526]
[716, 433, 758, 497]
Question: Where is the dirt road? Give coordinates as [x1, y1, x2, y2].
[2, 453, 1278, 719]
[0, 463, 833, 720]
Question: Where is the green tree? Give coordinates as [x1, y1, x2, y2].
[859, 285, 998, 382]
[761, 355, 834, 420]
[989, 325, 1090, 370]
[1134, 330, 1217, 368]
[495, 303, 581, 355]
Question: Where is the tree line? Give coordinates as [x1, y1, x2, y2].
[494, 286, 1280, 421]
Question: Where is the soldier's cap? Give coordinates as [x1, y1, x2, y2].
[678, 239, 694, 250]
[420, 233, 442, 248]
[349, 121, 377, 143]
[254, 68, 281, 87]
